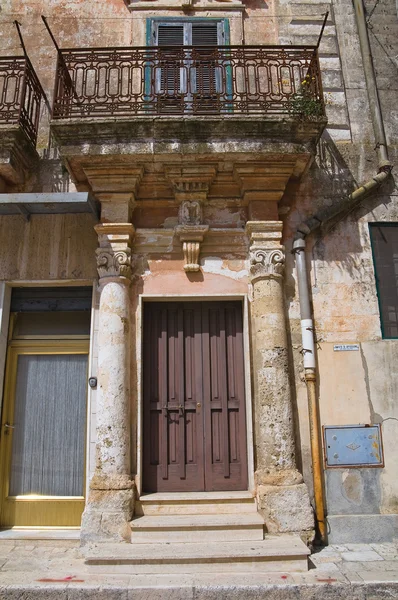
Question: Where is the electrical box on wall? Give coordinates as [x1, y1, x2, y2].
[323, 424, 384, 468]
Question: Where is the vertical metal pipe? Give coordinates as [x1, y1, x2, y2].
[293, 238, 327, 543]
[352, 0, 388, 163]
[305, 367, 327, 543]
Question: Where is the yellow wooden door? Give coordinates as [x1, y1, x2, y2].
[0, 340, 88, 528]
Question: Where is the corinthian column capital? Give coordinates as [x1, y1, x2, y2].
[246, 221, 285, 282]
[95, 223, 135, 282]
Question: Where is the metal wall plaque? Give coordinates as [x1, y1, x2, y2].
[323, 424, 384, 468]
[333, 344, 359, 352]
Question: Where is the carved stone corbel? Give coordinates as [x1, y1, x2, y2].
[175, 224, 209, 272]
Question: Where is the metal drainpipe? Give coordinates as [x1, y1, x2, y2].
[353, 0, 389, 162]
[292, 0, 393, 545]
[294, 238, 327, 543]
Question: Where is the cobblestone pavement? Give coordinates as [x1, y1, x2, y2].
[0, 539, 398, 598]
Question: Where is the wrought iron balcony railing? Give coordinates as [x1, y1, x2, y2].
[0, 56, 45, 147]
[52, 45, 325, 120]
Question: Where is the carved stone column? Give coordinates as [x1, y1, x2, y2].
[81, 222, 135, 545]
[246, 221, 314, 536]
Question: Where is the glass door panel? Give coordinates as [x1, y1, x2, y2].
[0, 342, 88, 527]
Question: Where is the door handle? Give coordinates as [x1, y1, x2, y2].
[4, 422, 15, 435]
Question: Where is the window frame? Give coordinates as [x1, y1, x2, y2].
[145, 17, 232, 111]
[146, 17, 230, 47]
[369, 222, 398, 340]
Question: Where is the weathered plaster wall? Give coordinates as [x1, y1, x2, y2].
[140, 257, 248, 295]
[282, 0, 398, 526]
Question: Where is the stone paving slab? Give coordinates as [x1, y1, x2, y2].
[0, 540, 398, 598]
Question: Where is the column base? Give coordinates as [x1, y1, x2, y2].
[257, 482, 314, 540]
[80, 487, 135, 545]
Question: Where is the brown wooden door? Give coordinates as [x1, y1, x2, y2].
[143, 301, 248, 492]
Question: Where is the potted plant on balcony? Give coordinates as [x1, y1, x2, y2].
[289, 74, 324, 121]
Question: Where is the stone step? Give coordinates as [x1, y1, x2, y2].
[85, 535, 310, 574]
[135, 491, 257, 516]
[130, 513, 265, 542]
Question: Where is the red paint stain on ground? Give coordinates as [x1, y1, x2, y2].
[37, 576, 85, 583]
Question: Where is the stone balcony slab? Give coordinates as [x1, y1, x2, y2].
[0, 126, 39, 187]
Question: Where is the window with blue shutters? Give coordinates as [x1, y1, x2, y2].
[147, 19, 229, 112]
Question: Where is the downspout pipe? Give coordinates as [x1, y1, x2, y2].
[292, 0, 393, 545]
[353, 0, 389, 163]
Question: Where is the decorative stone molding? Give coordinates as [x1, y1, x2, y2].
[165, 165, 216, 203]
[96, 192, 137, 223]
[175, 224, 209, 272]
[126, 0, 244, 11]
[234, 161, 298, 220]
[246, 221, 285, 281]
[96, 248, 132, 280]
[95, 223, 135, 281]
[179, 200, 203, 226]
[82, 165, 144, 194]
[174, 181, 210, 194]
[250, 248, 285, 280]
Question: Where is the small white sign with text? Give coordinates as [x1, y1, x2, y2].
[333, 344, 360, 352]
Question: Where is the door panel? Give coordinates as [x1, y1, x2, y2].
[143, 303, 204, 492]
[143, 301, 247, 492]
[202, 303, 248, 490]
[0, 341, 88, 527]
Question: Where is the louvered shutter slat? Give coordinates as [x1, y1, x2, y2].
[192, 24, 218, 96]
[157, 25, 184, 46]
[157, 25, 184, 95]
[192, 24, 219, 46]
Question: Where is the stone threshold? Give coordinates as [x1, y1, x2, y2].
[0, 528, 80, 540]
[139, 491, 255, 501]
